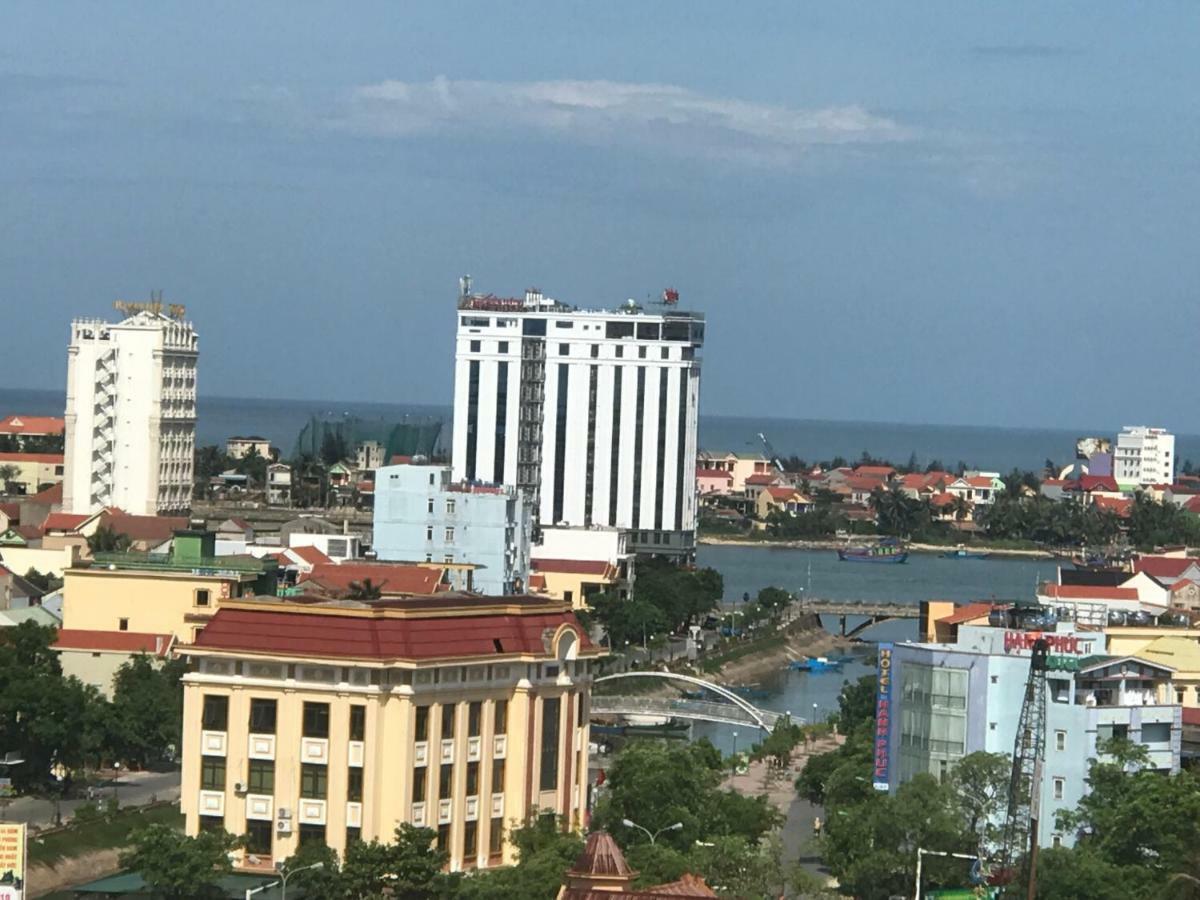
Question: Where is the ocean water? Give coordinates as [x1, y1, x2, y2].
[4, 386, 1195, 473]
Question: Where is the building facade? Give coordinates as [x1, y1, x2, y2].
[1113, 426, 1175, 487]
[373, 462, 531, 595]
[885, 624, 1181, 849]
[0, 452, 65, 495]
[63, 309, 198, 515]
[451, 284, 703, 558]
[178, 595, 600, 872]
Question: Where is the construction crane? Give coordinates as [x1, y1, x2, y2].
[756, 432, 786, 473]
[994, 637, 1049, 898]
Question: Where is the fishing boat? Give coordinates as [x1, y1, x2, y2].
[729, 683, 770, 700]
[941, 546, 990, 560]
[789, 656, 844, 672]
[838, 540, 908, 564]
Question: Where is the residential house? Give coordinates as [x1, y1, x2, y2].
[356, 440, 386, 473]
[0, 564, 42, 609]
[0, 452, 65, 495]
[297, 561, 449, 597]
[1134, 556, 1200, 588]
[1169, 579, 1200, 613]
[754, 486, 812, 520]
[215, 518, 255, 555]
[289, 530, 362, 562]
[0, 415, 65, 446]
[845, 475, 884, 507]
[1036, 582, 1153, 628]
[945, 474, 1005, 512]
[54, 631, 176, 698]
[696, 468, 733, 498]
[929, 492, 959, 522]
[225, 436, 272, 460]
[1093, 495, 1133, 520]
[695, 451, 774, 493]
[266, 463, 292, 506]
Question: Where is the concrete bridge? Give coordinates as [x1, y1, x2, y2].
[592, 672, 788, 733]
[797, 599, 921, 638]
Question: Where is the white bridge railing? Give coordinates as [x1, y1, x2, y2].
[591, 696, 787, 730]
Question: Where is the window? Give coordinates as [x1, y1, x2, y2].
[638, 346, 647, 359]
[442, 703, 456, 739]
[437, 823, 451, 852]
[439, 764, 453, 799]
[245, 819, 272, 855]
[1052, 777, 1065, 800]
[249, 699, 276, 734]
[1052, 834, 1063, 849]
[200, 756, 226, 791]
[564, 590, 573, 606]
[199, 815, 224, 833]
[299, 823, 326, 847]
[247, 760, 274, 794]
[444, 554, 454, 564]
[300, 764, 328, 799]
[470, 340, 481, 352]
[489, 817, 504, 854]
[415, 706, 429, 741]
[195, 589, 210, 607]
[426, 526, 433, 541]
[445, 527, 455, 543]
[347, 767, 363, 802]
[540, 698, 561, 791]
[499, 341, 509, 353]
[615, 345, 624, 358]
[661, 346, 669, 359]
[202, 695, 229, 731]
[1055, 731, 1066, 752]
[494, 699, 508, 735]
[468, 702, 482, 737]
[464, 820, 478, 857]
[303, 702, 330, 738]
[466, 761, 479, 796]
[413, 767, 427, 802]
[425, 553, 432, 563]
[350, 705, 366, 741]
[590, 344, 599, 358]
[427, 499, 434, 514]
[559, 343, 569, 356]
[346, 826, 362, 845]
[492, 758, 505, 793]
[119, 617, 129, 631]
[446, 499, 456, 515]
[554, 320, 573, 329]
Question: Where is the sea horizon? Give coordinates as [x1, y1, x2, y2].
[5, 384, 1198, 474]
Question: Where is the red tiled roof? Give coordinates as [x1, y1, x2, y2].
[389, 455, 414, 465]
[1171, 578, 1198, 593]
[1042, 478, 1067, 487]
[569, 832, 635, 878]
[55, 629, 174, 657]
[639, 874, 718, 897]
[0, 502, 20, 523]
[1184, 496, 1200, 515]
[190, 604, 592, 661]
[288, 545, 332, 566]
[43, 512, 90, 532]
[531, 558, 613, 576]
[1093, 495, 1133, 517]
[99, 512, 188, 544]
[1183, 707, 1200, 727]
[300, 561, 444, 595]
[695, 468, 733, 480]
[30, 482, 62, 504]
[1039, 583, 1138, 601]
[1134, 556, 1198, 579]
[846, 476, 885, 492]
[356, 481, 375, 493]
[765, 486, 800, 501]
[1078, 474, 1120, 492]
[0, 416, 64, 435]
[744, 473, 778, 486]
[528, 573, 547, 591]
[0, 452, 64, 464]
[853, 466, 896, 477]
[937, 602, 994, 626]
[967, 476, 996, 489]
[930, 491, 957, 508]
[12, 524, 43, 541]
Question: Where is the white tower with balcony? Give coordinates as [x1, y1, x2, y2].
[63, 302, 199, 515]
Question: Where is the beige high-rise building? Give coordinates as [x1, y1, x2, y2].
[178, 594, 601, 872]
[63, 306, 198, 515]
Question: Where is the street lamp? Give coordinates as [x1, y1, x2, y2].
[622, 818, 683, 845]
[112, 761, 121, 808]
[812, 702, 819, 724]
[731, 731, 739, 757]
[246, 861, 325, 900]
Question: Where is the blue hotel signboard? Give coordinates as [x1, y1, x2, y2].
[873, 642, 894, 791]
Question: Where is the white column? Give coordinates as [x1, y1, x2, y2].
[475, 360, 499, 483]
[660, 366, 682, 532]
[638, 367, 662, 530]
[561, 364, 590, 525]
[451, 352, 471, 482]
[615, 366, 638, 528]
[590, 366, 615, 526]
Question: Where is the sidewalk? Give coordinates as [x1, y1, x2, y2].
[3, 769, 181, 828]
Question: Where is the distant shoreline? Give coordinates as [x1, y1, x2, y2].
[697, 535, 1055, 560]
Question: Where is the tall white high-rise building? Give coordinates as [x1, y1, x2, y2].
[1113, 425, 1175, 486]
[451, 281, 704, 557]
[63, 306, 199, 516]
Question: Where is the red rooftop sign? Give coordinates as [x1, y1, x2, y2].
[1004, 631, 1086, 655]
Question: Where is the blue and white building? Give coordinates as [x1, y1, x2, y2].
[372, 461, 531, 595]
[883, 624, 1182, 849]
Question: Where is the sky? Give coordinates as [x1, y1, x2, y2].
[3, 3, 1199, 431]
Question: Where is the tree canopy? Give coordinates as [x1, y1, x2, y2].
[119, 824, 240, 899]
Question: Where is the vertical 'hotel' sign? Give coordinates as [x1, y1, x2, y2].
[873, 642, 893, 791]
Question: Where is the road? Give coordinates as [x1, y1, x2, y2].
[3, 769, 181, 828]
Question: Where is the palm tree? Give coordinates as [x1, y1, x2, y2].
[347, 578, 383, 600]
[951, 494, 971, 523]
[87, 524, 131, 554]
[0, 464, 19, 494]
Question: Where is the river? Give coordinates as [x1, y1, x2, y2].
[689, 544, 1060, 753]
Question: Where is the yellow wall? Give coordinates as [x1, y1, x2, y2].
[62, 568, 250, 639]
[59, 648, 140, 698]
[537, 571, 614, 609]
[1105, 628, 1200, 659]
[0, 544, 80, 578]
[181, 655, 593, 872]
[0, 457, 63, 494]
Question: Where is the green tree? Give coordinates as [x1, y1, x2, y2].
[755, 586, 791, 613]
[21, 567, 63, 594]
[0, 464, 19, 493]
[119, 824, 241, 899]
[108, 655, 187, 768]
[235, 445, 269, 486]
[277, 842, 342, 896]
[947, 751, 1010, 855]
[87, 524, 131, 554]
[458, 816, 583, 899]
[347, 578, 384, 600]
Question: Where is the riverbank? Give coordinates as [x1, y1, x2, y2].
[698, 534, 1054, 559]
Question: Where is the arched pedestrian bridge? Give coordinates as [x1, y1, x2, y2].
[591, 672, 789, 733]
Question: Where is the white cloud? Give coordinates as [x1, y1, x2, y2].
[322, 77, 914, 167]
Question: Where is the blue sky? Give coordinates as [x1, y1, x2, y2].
[3, 3, 1199, 430]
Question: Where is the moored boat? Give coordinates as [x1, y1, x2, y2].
[838, 541, 908, 563]
[942, 546, 990, 560]
[789, 656, 844, 672]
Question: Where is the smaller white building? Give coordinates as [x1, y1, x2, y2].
[1114, 426, 1175, 486]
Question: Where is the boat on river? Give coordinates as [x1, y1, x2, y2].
[838, 540, 908, 564]
[941, 546, 990, 560]
[788, 656, 844, 672]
